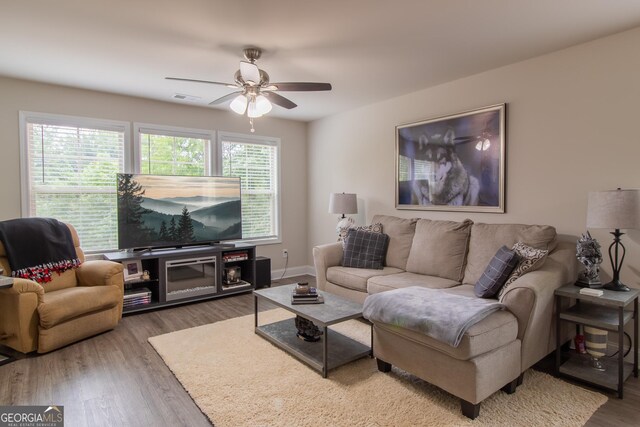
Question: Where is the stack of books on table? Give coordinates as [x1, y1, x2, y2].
[123, 287, 152, 309]
[291, 282, 324, 305]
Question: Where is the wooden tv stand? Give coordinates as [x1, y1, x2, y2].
[104, 244, 256, 314]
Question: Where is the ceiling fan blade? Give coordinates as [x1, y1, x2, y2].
[263, 92, 297, 109]
[166, 77, 237, 88]
[270, 82, 332, 91]
[240, 61, 261, 85]
[208, 91, 242, 105]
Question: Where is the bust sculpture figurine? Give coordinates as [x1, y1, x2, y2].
[576, 231, 603, 288]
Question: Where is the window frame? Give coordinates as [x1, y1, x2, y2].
[19, 111, 132, 253]
[133, 122, 215, 175]
[217, 131, 282, 245]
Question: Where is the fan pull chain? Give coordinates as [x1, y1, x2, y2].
[249, 118, 255, 133]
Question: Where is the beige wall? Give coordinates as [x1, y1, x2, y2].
[0, 77, 308, 271]
[308, 26, 640, 288]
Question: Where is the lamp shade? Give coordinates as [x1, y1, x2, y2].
[230, 95, 248, 115]
[587, 189, 640, 230]
[328, 193, 358, 215]
[255, 95, 272, 115]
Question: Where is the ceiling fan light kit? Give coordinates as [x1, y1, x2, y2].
[229, 95, 248, 115]
[166, 47, 331, 132]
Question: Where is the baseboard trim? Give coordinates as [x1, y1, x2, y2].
[271, 265, 315, 280]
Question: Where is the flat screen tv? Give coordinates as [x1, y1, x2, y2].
[117, 174, 242, 250]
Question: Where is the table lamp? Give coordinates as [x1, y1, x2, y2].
[586, 188, 640, 292]
[329, 192, 358, 230]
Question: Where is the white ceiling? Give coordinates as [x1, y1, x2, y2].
[2, 0, 640, 121]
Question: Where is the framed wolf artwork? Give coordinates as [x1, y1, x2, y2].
[395, 104, 506, 213]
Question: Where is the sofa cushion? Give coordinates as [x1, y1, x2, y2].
[405, 219, 473, 281]
[367, 272, 459, 295]
[462, 223, 557, 285]
[497, 242, 549, 299]
[38, 285, 121, 329]
[371, 215, 417, 270]
[373, 309, 518, 361]
[327, 266, 403, 292]
[474, 246, 519, 298]
[342, 229, 389, 269]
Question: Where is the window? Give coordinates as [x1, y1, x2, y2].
[20, 112, 130, 252]
[136, 127, 280, 242]
[219, 132, 280, 241]
[135, 124, 212, 176]
[19, 116, 280, 252]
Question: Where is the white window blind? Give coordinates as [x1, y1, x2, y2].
[22, 114, 128, 252]
[138, 127, 210, 176]
[221, 138, 279, 240]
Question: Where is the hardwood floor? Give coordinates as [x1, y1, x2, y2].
[1, 274, 639, 426]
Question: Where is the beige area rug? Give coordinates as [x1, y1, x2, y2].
[149, 309, 607, 427]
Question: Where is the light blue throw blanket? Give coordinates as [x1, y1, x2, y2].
[363, 286, 505, 347]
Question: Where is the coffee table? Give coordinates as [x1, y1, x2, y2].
[254, 284, 371, 378]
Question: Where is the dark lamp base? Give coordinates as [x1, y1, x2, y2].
[603, 280, 630, 292]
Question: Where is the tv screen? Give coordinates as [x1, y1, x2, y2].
[117, 174, 242, 250]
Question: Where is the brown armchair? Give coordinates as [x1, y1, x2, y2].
[0, 223, 124, 353]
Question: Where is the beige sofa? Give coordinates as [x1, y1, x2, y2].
[313, 214, 578, 419]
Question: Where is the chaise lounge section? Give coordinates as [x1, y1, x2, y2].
[313, 214, 578, 418]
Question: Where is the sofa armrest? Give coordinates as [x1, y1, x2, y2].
[76, 260, 125, 290]
[500, 240, 579, 370]
[0, 278, 43, 353]
[313, 242, 343, 291]
[1, 278, 45, 298]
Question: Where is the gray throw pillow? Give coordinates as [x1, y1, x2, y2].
[342, 229, 390, 270]
[474, 246, 520, 298]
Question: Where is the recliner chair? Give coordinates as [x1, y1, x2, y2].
[0, 222, 124, 353]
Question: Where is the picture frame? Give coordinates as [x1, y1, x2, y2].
[395, 103, 506, 213]
[122, 260, 143, 282]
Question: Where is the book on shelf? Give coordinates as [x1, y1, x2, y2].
[291, 295, 324, 305]
[123, 296, 152, 308]
[222, 279, 251, 289]
[124, 301, 151, 308]
[124, 287, 151, 299]
[223, 251, 249, 262]
[124, 296, 150, 301]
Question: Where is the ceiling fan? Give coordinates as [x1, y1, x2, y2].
[166, 47, 332, 132]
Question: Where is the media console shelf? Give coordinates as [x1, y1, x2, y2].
[104, 244, 256, 314]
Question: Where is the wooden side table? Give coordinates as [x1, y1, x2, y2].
[555, 284, 639, 398]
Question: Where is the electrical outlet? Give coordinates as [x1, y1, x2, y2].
[282, 249, 288, 258]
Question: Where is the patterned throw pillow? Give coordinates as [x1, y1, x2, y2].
[338, 223, 383, 246]
[498, 242, 549, 299]
[342, 229, 390, 269]
[474, 246, 520, 298]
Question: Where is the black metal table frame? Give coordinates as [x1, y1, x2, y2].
[555, 289, 638, 398]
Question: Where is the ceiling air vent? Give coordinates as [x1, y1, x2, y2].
[173, 93, 202, 102]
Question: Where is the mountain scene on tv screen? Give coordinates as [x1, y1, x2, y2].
[117, 174, 241, 249]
